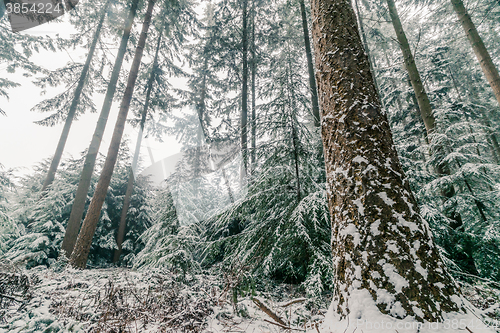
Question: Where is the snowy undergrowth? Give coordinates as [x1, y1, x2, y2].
[2, 264, 498, 332]
[0, 264, 330, 333]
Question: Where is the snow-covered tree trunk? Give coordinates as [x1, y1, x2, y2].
[309, 0, 488, 331]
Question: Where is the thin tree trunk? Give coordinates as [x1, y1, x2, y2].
[381, 43, 405, 115]
[354, 0, 380, 97]
[465, 77, 500, 163]
[40, 0, 110, 195]
[309, 0, 469, 327]
[70, 0, 156, 269]
[60, 0, 140, 258]
[113, 28, 162, 264]
[250, 0, 257, 170]
[299, 0, 320, 127]
[287, 45, 301, 203]
[451, 0, 500, 107]
[291, 122, 301, 203]
[387, 0, 483, 273]
[386, 0, 435, 136]
[241, 0, 249, 181]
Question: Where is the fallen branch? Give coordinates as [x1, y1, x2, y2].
[0, 293, 24, 303]
[251, 297, 287, 327]
[280, 298, 307, 308]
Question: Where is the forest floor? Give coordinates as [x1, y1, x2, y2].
[2, 263, 500, 332]
[0, 264, 330, 333]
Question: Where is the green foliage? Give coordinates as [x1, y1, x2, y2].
[360, 0, 500, 281]
[3, 145, 152, 268]
[133, 186, 201, 279]
[190, 0, 333, 296]
[0, 166, 19, 255]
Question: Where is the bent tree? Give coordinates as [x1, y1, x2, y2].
[70, 0, 156, 269]
[60, 0, 140, 258]
[309, 0, 490, 331]
[40, 0, 110, 194]
[113, 25, 163, 263]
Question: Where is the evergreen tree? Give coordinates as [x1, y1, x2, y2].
[70, 0, 157, 269]
[2, 146, 152, 268]
[38, 0, 112, 194]
[450, 0, 500, 108]
[60, 0, 141, 257]
[0, 10, 55, 115]
[200, 0, 332, 295]
[309, 0, 489, 329]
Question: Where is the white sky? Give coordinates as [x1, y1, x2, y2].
[0, 15, 185, 178]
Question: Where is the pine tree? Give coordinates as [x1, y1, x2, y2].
[450, 0, 500, 108]
[298, 0, 320, 127]
[3, 148, 151, 268]
[0, 166, 17, 255]
[200, 0, 332, 294]
[309, 0, 486, 329]
[113, 24, 163, 263]
[241, 0, 249, 180]
[60, 0, 140, 257]
[39, 0, 111, 194]
[69, 0, 157, 269]
[0, 10, 55, 115]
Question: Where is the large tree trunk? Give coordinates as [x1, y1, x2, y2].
[241, 0, 249, 181]
[70, 0, 156, 269]
[40, 0, 110, 195]
[385, 0, 435, 136]
[60, 0, 140, 258]
[113, 28, 162, 264]
[309, 0, 480, 330]
[299, 0, 320, 127]
[450, 0, 500, 107]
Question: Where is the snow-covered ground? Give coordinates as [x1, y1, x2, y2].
[0, 264, 329, 332]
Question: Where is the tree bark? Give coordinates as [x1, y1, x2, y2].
[385, 0, 435, 136]
[299, 0, 320, 127]
[309, 0, 471, 328]
[70, 0, 156, 269]
[450, 0, 500, 107]
[241, 0, 249, 181]
[60, 0, 140, 258]
[113, 28, 162, 264]
[40, 0, 110, 195]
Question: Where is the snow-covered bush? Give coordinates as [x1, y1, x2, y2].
[0, 166, 19, 255]
[133, 187, 201, 279]
[4, 145, 153, 268]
